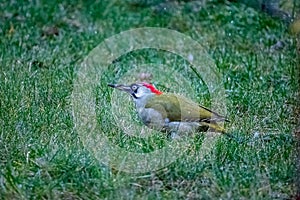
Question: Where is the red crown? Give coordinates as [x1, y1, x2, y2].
[142, 82, 163, 95]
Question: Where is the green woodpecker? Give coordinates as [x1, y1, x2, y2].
[108, 82, 229, 138]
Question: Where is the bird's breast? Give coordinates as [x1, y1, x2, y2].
[136, 107, 166, 130]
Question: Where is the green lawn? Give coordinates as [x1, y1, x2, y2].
[0, 0, 298, 199]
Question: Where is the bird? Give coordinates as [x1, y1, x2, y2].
[108, 82, 229, 138]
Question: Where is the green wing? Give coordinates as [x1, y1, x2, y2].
[144, 94, 227, 123]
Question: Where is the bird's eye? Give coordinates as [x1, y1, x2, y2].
[131, 85, 138, 91]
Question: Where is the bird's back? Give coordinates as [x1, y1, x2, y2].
[144, 93, 227, 123]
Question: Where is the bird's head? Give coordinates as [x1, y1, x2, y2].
[108, 82, 163, 100]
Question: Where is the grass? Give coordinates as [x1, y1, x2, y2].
[0, 0, 298, 199]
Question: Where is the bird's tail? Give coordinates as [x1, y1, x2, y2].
[200, 121, 242, 143]
[200, 121, 226, 133]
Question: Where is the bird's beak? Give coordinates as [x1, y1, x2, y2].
[108, 83, 132, 94]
